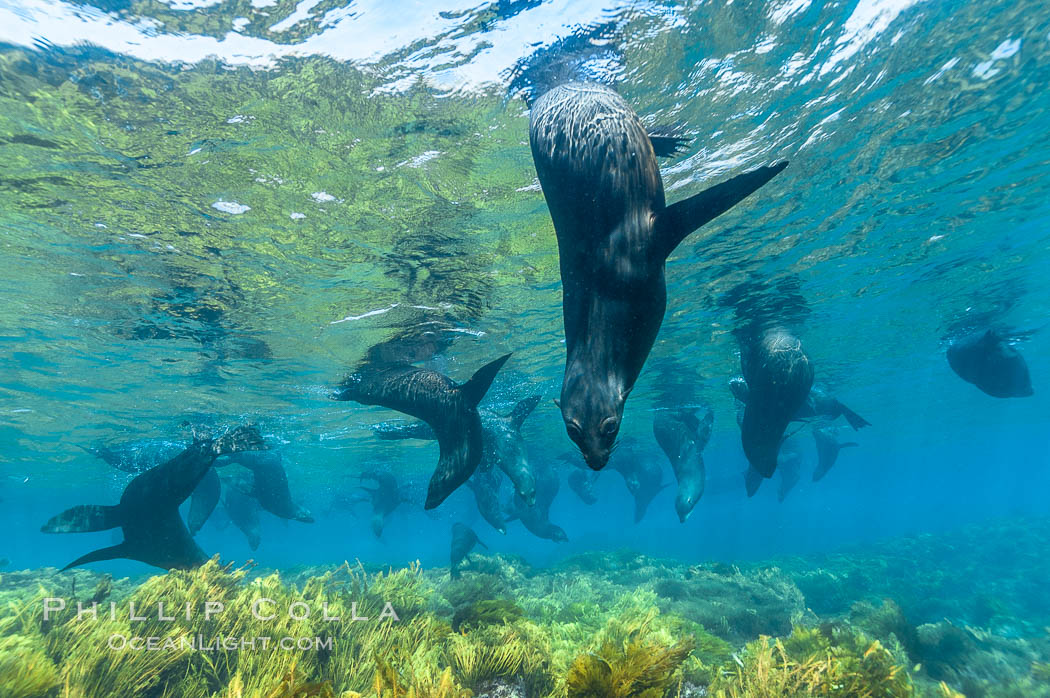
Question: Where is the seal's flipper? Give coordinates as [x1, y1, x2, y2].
[655, 161, 788, 259]
[508, 394, 542, 430]
[60, 543, 129, 571]
[374, 421, 437, 440]
[460, 354, 512, 407]
[475, 538, 489, 550]
[744, 467, 763, 497]
[42, 504, 122, 534]
[425, 421, 481, 510]
[188, 467, 220, 536]
[648, 133, 691, 157]
[837, 402, 871, 430]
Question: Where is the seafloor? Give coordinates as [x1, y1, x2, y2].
[2, 518, 1049, 697]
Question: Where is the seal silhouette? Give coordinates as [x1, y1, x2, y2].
[335, 354, 511, 509]
[653, 408, 713, 522]
[529, 82, 787, 470]
[41, 425, 265, 570]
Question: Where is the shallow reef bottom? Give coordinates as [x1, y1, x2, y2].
[3, 518, 1050, 698]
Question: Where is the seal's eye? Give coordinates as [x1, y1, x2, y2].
[600, 417, 619, 437]
[566, 421, 583, 440]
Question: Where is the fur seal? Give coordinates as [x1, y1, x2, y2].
[450, 522, 487, 579]
[223, 472, 262, 550]
[507, 459, 568, 542]
[41, 425, 265, 570]
[947, 329, 1034, 398]
[567, 469, 599, 505]
[738, 327, 813, 478]
[731, 378, 869, 431]
[529, 81, 787, 470]
[653, 408, 712, 522]
[609, 447, 669, 523]
[335, 354, 511, 509]
[372, 393, 539, 506]
[221, 451, 313, 523]
[467, 467, 509, 534]
[776, 441, 802, 502]
[355, 470, 406, 538]
[80, 439, 184, 475]
[812, 427, 858, 482]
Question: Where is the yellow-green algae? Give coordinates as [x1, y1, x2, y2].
[0, 553, 975, 698]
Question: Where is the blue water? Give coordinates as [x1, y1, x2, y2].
[0, 0, 1048, 582]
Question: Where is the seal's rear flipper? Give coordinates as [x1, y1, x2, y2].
[461, 354, 512, 407]
[61, 543, 129, 571]
[838, 402, 871, 430]
[655, 161, 789, 259]
[508, 394, 542, 430]
[41, 504, 122, 534]
[648, 132, 691, 157]
[744, 467, 763, 497]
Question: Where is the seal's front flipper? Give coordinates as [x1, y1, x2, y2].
[655, 161, 788, 259]
[460, 353, 512, 407]
[61, 543, 129, 571]
[41, 504, 122, 534]
[744, 467, 764, 497]
[648, 132, 691, 157]
[508, 394, 542, 430]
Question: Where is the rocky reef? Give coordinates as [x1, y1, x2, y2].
[3, 518, 1050, 696]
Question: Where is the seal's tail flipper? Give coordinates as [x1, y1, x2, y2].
[744, 467, 763, 497]
[61, 543, 129, 571]
[838, 403, 871, 430]
[648, 132, 691, 157]
[41, 504, 123, 534]
[476, 538, 489, 551]
[461, 354, 512, 407]
[655, 161, 789, 260]
[508, 394, 542, 430]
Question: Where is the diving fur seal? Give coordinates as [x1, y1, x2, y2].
[947, 329, 1034, 398]
[41, 425, 265, 570]
[450, 522, 487, 579]
[467, 467, 509, 534]
[653, 408, 713, 522]
[506, 459, 568, 542]
[812, 426, 858, 482]
[356, 470, 407, 538]
[187, 466, 221, 536]
[529, 81, 787, 470]
[334, 354, 511, 509]
[776, 441, 802, 503]
[223, 472, 262, 551]
[610, 451, 668, 523]
[738, 327, 813, 479]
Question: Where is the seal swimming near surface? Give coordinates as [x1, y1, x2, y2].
[529, 82, 787, 471]
[80, 438, 185, 475]
[737, 327, 813, 479]
[947, 329, 1034, 398]
[730, 378, 869, 431]
[372, 393, 540, 506]
[812, 426, 858, 482]
[41, 425, 265, 570]
[653, 407, 713, 522]
[335, 353, 511, 509]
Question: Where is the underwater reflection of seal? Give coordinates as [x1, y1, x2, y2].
[335, 354, 511, 509]
[947, 329, 1034, 398]
[41, 426, 265, 570]
[529, 82, 787, 471]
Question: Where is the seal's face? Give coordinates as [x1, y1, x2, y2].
[675, 491, 699, 523]
[560, 393, 622, 471]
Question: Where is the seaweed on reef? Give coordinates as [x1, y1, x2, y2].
[708, 625, 915, 697]
[850, 599, 921, 663]
[451, 599, 525, 632]
[447, 621, 554, 696]
[0, 634, 61, 697]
